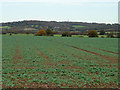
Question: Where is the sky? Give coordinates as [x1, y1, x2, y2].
[0, 0, 119, 24]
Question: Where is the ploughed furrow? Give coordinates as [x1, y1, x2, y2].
[35, 48, 53, 66]
[12, 45, 24, 64]
[43, 38, 118, 63]
[88, 45, 119, 55]
[94, 48, 120, 55]
[12, 46, 21, 60]
[71, 46, 118, 63]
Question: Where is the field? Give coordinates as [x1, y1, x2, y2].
[0, 26, 10, 29]
[24, 28, 37, 31]
[3, 34, 108, 38]
[2, 35, 118, 88]
[72, 25, 85, 28]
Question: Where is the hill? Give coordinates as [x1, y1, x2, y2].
[1, 20, 118, 34]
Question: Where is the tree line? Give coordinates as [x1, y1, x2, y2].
[34, 28, 120, 38]
[1, 20, 118, 32]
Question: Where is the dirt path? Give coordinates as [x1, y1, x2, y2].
[71, 46, 118, 63]
[35, 48, 52, 66]
[94, 47, 120, 55]
[12, 45, 24, 64]
[44, 39, 118, 63]
[46, 39, 117, 58]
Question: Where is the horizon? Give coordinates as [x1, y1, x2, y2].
[1, 20, 118, 24]
[0, 0, 119, 24]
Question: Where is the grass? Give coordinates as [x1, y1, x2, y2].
[0, 26, 11, 29]
[2, 34, 116, 38]
[2, 35, 118, 88]
[2, 33, 34, 36]
[72, 25, 85, 28]
[24, 28, 37, 30]
[54, 34, 61, 37]
[54, 34, 108, 38]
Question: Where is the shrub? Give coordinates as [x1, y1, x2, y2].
[35, 30, 47, 36]
[71, 32, 79, 35]
[26, 32, 30, 34]
[13, 32, 17, 34]
[2, 33, 6, 35]
[87, 30, 98, 37]
[101, 36, 105, 38]
[107, 33, 114, 38]
[100, 30, 105, 35]
[46, 28, 53, 36]
[79, 36, 84, 38]
[62, 32, 72, 37]
[50, 33, 54, 36]
[53, 31, 61, 34]
[117, 33, 120, 38]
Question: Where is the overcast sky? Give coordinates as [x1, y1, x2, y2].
[0, 0, 119, 24]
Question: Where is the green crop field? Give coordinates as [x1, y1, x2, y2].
[2, 36, 118, 88]
[72, 25, 85, 28]
[24, 28, 37, 31]
[0, 26, 11, 29]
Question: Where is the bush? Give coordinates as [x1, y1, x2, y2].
[79, 36, 84, 38]
[62, 32, 72, 37]
[70, 32, 79, 35]
[87, 30, 98, 37]
[117, 33, 120, 38]
[35, 30, 47, 36]
[107, 33, 114, 38]
[53, 31, 61, 34]
[2, 33, 6, 35]
[101, 36, 105, 38]
[46, 28, 53, 36]
[50, 34, 54, 36]
[100, 30, 105, 35]
[26, 32, 30, 34]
